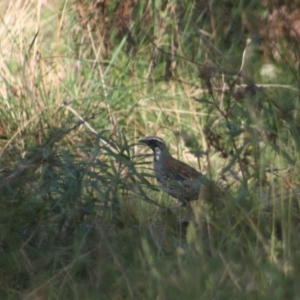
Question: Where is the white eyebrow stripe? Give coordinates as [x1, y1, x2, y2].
[141, 136, 165, 144]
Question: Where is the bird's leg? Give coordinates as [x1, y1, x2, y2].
[168, 200, 190, 209]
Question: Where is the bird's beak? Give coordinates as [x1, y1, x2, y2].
[138, 138, 146, 144]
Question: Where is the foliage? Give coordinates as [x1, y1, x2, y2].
[0, 0, 300, 298]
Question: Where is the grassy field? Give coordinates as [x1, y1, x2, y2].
[0, 0, 300, 299]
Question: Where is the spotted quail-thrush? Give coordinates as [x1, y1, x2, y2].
[139, 136, 221, 206]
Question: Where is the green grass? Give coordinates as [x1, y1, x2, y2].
[0, 0, 300, 299]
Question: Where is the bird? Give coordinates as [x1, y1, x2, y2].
[139, 136, 222, 207]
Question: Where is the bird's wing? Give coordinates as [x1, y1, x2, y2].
[168, 158, 203, 181]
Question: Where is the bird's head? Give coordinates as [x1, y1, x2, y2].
[139, 136, 169, 161]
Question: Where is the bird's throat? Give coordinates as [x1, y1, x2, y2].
[154, 147, 161, 162]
